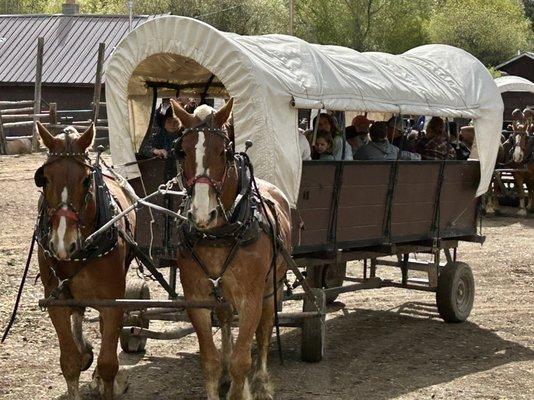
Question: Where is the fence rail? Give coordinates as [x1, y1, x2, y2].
[0, 100, 34, 106]
[1, 39, 108, 155]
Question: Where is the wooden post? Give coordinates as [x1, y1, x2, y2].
[92, 43, 105, 129]
[0, 112, 6, 155]
[48, 102, 57, 125]
[289, 0, 295, 36]
[32, 37, 44, 151]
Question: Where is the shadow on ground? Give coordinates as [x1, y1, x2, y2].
[59, 302, 534, 399]
[483, 209, 534, 227]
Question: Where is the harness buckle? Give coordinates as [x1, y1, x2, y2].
[208, 277, 224, 302]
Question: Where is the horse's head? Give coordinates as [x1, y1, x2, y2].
[35, 122, 95, 260]
[172, 98, 235, 230]
[511, 126, 529, 163]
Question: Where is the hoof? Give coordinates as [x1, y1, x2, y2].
[518, 209, 528, 217]
[114, 368, 129, 397]
[251, 372, 273, 400]
[80, 346, 94, 372]
[91, 368, 129, 399]
[218, 376, 231, 398]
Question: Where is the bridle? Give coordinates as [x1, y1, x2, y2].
[37, 154, 94, 221]
[175, 116, 234, 197]
[34, 132, 96, 258]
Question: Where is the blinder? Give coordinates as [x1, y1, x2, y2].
[34, 166, 46, 188]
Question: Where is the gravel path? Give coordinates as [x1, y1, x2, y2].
[0, 153, 532, 399]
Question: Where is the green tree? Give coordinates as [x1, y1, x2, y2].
[295, 0, 431, 53]
[524, 0, 534, 25]
[427, 0, 531, 66]
[369, 0, 432, 53]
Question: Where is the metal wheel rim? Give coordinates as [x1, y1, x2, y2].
[455, 276, 472, 313]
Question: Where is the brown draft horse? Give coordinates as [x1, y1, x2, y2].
[35, 122, 135, 399]
[509, 128, 534, 215]
[171, 99, 292, 400]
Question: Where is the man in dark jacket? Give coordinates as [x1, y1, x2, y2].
[355, 121, 420, 160]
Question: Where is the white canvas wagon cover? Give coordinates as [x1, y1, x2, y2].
[495, 75, 534, 94]
[105, 16, 503, 206]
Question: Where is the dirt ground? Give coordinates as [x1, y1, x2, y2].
[0, 153, 533, 400]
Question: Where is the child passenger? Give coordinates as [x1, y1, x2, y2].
[312, 130, 335, 160]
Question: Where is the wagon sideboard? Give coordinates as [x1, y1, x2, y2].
[293, 161, 480, 255]
[129, 159, 481, 260]
[292, 160, 480, 256]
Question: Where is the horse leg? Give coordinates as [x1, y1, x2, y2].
[228, 297, 262, 400]
[252, 293, 277, 400]
[48, 307, 83, 400]
[216, 307, 234, 397]
[527, 179, 534, 213]
[485, 174, 497, 214]
[93, 307, 125, 400]
[71, 311, 94, 371]
[189, 308, 221, 400]
[514, 173, 527, 216]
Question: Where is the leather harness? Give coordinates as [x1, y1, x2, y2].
[35, 132, 127, 302]
[175, 118, 281, 302]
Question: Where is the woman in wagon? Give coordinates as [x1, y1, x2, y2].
[419, 116, 457, 160]
[310, 112, 353, 160]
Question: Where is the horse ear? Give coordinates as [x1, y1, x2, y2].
[36, 121, 57, 149]
[170, 98, 198, 128]
[77, 124, 95, 151]
[214, 98, 234, 128]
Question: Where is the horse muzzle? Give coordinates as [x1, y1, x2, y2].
[188, 207, 218, 230]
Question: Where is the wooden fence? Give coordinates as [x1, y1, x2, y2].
[0, 39, 108, 155]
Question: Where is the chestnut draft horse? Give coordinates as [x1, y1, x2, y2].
[171, 98, 292, 400]
[34, 122, 135, 400]
[509, 128, 534, 215]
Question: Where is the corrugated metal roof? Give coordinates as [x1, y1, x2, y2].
[0, 14, 160, 84]
[495, 52, 534, 70]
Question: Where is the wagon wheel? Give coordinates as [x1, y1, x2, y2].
[120, 279, 151, 353]
[307, 262, 347, 304]
[436, 262, 475, 323]
[301, 288, 326, 363]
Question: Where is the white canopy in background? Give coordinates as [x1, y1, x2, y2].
[495, 75, 534, 94]
[105, 16, 503, 206]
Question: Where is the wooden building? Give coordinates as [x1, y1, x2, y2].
[0, 11, 158, 134]
[496, 52, 534, 121]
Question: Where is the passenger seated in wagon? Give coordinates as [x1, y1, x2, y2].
[139, 98, 182, 159]
[345, 115, 371, 156]
[417, 116, 457, 160]
[311, 130, 335, 160]
[354, 121, 399, 160]
[309, 113, 353, 160]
